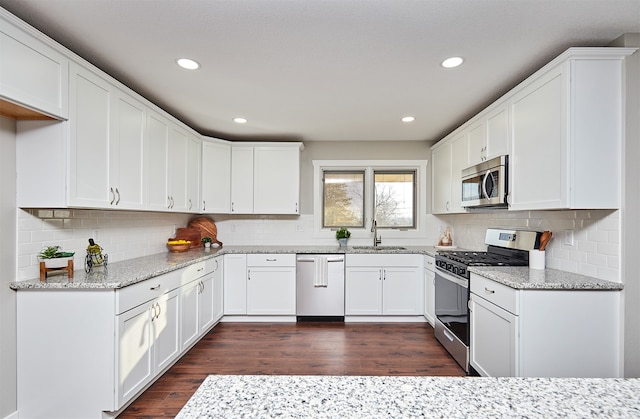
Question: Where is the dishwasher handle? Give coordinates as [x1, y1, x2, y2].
[296, 255, 344, 263]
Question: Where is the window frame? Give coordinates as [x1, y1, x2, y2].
[313, 159, 428, 241]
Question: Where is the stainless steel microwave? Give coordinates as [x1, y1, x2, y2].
[461, 155, 508, 208]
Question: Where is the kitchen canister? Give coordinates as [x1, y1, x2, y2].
[529, 250, 546, 269]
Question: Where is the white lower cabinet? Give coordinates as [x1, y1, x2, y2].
[223, 253, 248, 314]
[16, 258, 224, 418]
[117, 287, 180, 407]
[180, 257, 223, 350]
[469, 273, 621, 377]
[424, 254, 435, 325]
[247, 254, 296, 315]
[345, 254, 423, 316]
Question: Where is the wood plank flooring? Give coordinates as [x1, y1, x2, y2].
[118, 322, 465, 418]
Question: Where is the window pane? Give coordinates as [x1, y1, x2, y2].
[374, 171, 415, 228]
[323, 171, 364, 228]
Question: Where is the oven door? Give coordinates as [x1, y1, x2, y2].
[434, 267, 470, 371]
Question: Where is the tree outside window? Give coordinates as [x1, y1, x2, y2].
[323, 171, 364, 228]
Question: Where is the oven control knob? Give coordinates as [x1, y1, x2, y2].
[459, 267, 466, 277]
[452, 266, 458, 275]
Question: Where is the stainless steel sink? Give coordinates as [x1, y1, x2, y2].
[352, 246, 406, 251]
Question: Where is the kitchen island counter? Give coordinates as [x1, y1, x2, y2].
[10, 245, 438, 290]
[469, 266, 623, 290]
[176, 375, 640, 418]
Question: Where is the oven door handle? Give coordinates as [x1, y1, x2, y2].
[436, 267, 469, 289]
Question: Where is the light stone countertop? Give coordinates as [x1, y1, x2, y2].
[469, 266, 623, 290]
[176, 375, 640, 419]
[9, 245, 438, 290]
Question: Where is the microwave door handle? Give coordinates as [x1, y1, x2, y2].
[481, 170, 491, 199]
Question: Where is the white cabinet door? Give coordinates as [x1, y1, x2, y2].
[117, 302, 153, 407]
[469, 294, 518, 377]
[345, 267, 383, 315]
[201, 140, 231, 213]
[383, 267, 423, 315]
[485, 104, 509, 160]
[230, 146, 254, 213]
[211, 256, 224, 323]
[510, 67, 565, 210]
[179, 279, 200, 350]
[223, 254, 247, 315]
[110, 90, 145, 209]
[168, 125, 189, 211]
[449, 133, 468, 213]
[68, 63, 112, 208]
[424, 258, 435, 325]
[431, 142, 451, 214]
[254, 146, 300, 214]
[246, 267, 296, 315]
[153, 289, 181, 372]
[0, 20, 69, 118]
[467, 120, 486, 165]
[186, 134, 201, 213]
[198, 273, 216, 333]
[145, 110, 170, 211]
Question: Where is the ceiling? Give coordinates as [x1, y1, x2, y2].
[1, 0, 639, 143]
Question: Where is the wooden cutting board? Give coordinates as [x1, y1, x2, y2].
[188, 216, 223, 246]
[175, 227, 203, 248]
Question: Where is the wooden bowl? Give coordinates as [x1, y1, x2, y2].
[167, 241, 191, 253]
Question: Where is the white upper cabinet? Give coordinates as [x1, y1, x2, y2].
[230, 146, 255, 214]
[67, 63, 112, 208]
[186, 134, 201, 213]
[254, 145, 300, 214]
[509, 48, 633, 210]
[431, 132, 467, 214]
[0, 11, 68, 119]
[432, 47, 634, 212]
[144, 110, 170, 211]
[167, 125, 189, 212]
[229, 143, 302, 215]
[110, 89, 145, 210]
[201, 139, 231, 213]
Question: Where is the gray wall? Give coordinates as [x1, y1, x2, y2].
[299, 140, 434, 214]
[0, 116, 17, 418]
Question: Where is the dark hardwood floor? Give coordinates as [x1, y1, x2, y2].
[118, 322, 465, 418]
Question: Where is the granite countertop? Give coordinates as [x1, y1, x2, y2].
[9, 245, 438, 290]
[176, 375, 640, 418]
[469, 266, 623, 291]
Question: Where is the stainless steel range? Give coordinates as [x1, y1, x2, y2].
[434, 228, 540, 373]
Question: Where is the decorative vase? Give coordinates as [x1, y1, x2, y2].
[41, 256, 73, 269]
[205, 242, 211, 249]
[338, 238, 348, 247]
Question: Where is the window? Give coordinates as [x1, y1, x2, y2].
[323, 171, 364, 228]
[374, 171, 416, 228]
[319, 163, 420, 231]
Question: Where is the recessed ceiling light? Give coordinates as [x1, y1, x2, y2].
[401, 116, 415, 123]
[441, 57, 464, 68]
[176, 58, 200, 70]
[233, 117, 247, 124]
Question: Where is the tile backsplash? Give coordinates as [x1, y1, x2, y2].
[16, 208, 620, 283]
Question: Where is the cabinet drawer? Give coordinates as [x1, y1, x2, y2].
[116, 270, 181, 314]
[470, 273, 518, 315]
[424, 255, 435, 272]
[180, 261, 208, 284]
[347, 253, 421, 267]
[247, 253, 295, 267]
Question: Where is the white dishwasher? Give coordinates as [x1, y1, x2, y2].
[296, 254, 345, 320]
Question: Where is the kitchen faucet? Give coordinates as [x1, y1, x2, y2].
[371, 219, 382, 247]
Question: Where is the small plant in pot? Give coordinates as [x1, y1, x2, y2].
[38, 245, 75, 268]
[335, 228, 351, 247]
[201, 236, 213, 248]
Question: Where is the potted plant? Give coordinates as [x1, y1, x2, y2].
[335, 228, 351, 247]
[201, 236, 213, 248]
[38, 245, 75, 268]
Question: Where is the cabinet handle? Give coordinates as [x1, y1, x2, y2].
[197, 267, 204, 272]
[150, 284, 161, 290]
[295, 202, 298, 213]
[167, 196, 172, 209]
[200, 281, 205, 294]
[115, 188, 121, 205]
[383, 269, 386, 280]
[214, 259, 219, 271]
[484, 287, 495, 294]
[247, 269, 251, 280]
[202, 200, 206, 211]
[155, 302, 161, 320]
[446, 201, 450, 211]
[231, 202, 235, 212]
[110, 187, 115, 205]
[379, 269, 382, 281]
[266, 258, 277, 262]
[188, 199, 192, 210]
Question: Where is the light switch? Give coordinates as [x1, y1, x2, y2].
[564, 230, 574, 246]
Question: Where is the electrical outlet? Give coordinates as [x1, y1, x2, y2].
[92, 229, 100, 241]
[231, 224, 237, 232]
[295, 224, 303, 232]
[564, 230, 574, 246]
